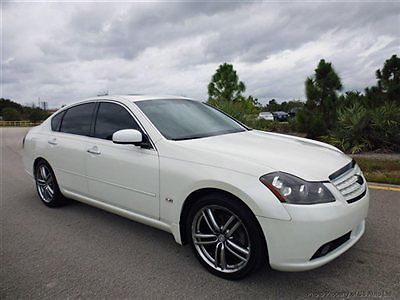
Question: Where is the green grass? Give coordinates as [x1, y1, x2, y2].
[353, 157, 400, 185]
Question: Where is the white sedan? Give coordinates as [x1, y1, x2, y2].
[22, 95, 369, 279]
[257, 111, 274, 121]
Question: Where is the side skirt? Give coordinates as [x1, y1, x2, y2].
[62, 189, 172, 234]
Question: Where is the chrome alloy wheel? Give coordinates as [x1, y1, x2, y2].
[191, 205, 251, 273]
[36, 164, 55, 203]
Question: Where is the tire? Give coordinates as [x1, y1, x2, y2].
[34, 160, 68, 207]
[186, 192, 267, 279]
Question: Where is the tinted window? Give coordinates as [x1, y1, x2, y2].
[51, 111, 65, 131]
[135, 99, 246, 140]
[60, 103, 96, 136]
[94, 102, 140, 140]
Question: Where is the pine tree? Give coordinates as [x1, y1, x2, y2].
[295, 59, 342, 137]
[208, 63, 246, 102]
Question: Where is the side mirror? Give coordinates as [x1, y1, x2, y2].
[112, 129, 142, 145]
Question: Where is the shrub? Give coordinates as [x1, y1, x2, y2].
[369, 102, 400, 151]
[1, 107, 22, 121]
[208, 98, 259, 124]
[292, 109, 327, 138]
[245, 118, 291, 133]
[324, 102, 400, 153]
[24, 107, 51, 122]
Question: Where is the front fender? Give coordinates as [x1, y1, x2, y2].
[180, 179, 291, 222]
[158, 156, 291, 243]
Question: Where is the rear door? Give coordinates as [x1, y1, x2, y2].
[49, 102, 96, 196]
[85, 101, 159, 219]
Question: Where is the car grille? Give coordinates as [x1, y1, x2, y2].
[329, 160, 366, 203]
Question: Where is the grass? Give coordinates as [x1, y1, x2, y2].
[353, 157, 400, 185]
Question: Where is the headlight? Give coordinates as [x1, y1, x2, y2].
[259, 172, 335, 204]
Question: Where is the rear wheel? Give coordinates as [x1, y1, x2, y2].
[187, 193, 267, 279]
[35, 160, 68, 207]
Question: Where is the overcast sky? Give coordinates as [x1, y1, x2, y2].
[2, 1, 399, 108]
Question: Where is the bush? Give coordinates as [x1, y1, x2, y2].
[207, 98, 259, 124]
[24, 107, 50, 122]
[369, 102, 400, 151]
[1, 98, 50, 122]
[208, 98, 294, 135]
[251, 119, 291, 133]
[1, 108, 22, 121]
[323, 102, 400, 153]
[292, 109, 327, 138]
[322, 102, 370, 153]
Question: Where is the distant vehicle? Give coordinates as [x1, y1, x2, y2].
[257, 111, 274, 121]
[272, 111, 289, 122]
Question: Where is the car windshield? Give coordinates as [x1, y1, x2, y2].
[135, 99, 247, 140]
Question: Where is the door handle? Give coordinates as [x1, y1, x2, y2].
[87, 146, 101, 155]
[48, 138, 57, 145]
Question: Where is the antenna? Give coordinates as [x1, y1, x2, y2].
[97, 91, 109, 96]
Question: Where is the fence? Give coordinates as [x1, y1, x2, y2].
[0, 120, 43, 127]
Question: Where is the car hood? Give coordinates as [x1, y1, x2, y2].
[161, 130, 351, 181]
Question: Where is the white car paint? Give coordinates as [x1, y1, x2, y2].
[22, 95, 369, 272]
[258, 112, 274, 121]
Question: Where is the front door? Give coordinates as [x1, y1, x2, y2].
[85, 101, 159, 219]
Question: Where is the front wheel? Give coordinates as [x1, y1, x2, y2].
[187, 193, 267, 279]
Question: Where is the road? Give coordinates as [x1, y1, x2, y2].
[1, 128, 399, 299]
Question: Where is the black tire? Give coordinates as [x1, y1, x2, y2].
[34, 160, 68, 207]
[186, 192, 267, 279]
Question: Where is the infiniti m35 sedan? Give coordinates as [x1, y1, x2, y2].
[22, 95, 369, 279]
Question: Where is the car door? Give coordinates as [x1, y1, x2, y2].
[85, 101, 159, 219]
[49, 102, 96, 196]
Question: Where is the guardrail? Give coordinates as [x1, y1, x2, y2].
[0, 120, 43, 127]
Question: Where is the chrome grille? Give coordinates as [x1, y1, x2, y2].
[330, 160, 366, 203]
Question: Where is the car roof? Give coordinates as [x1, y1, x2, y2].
[55, 95, 199, 113]
[80, 94, 196, 103]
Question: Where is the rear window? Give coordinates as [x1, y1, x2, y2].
[51, 111, 65, 131]
[60, 103, 96, 136]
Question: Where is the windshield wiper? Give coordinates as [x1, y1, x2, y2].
[173, 129, 245, 141]
[173, 134, 208, 141]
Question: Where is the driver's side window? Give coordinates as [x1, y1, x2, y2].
[94, 102, 141, 140]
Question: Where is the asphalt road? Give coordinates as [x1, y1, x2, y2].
[1, 128, 399, 299]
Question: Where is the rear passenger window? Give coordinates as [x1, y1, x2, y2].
[51, 111, 65, 131]
[60, 103, 96, 136]
[94, 102, 141, 140]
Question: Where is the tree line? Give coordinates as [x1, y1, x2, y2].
[0, 98, 50, 122]
[207, 55, 400, 153]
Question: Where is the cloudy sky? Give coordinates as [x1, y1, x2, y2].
[2, 1, 399, 108]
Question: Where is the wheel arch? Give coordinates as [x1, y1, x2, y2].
[33, 157, 49, 174]
[179, 187, 267, 249]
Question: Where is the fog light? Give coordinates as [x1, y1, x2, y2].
[320, 244, 330, 256]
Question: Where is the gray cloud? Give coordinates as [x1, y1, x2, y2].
[2, 1, 399, 107]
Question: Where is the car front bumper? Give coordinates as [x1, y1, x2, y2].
[257, 189, 369, 271]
